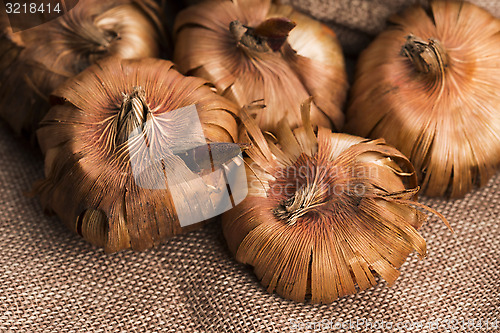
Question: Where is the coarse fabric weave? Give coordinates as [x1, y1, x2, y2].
[1, 0, 500, 331]
[0, 117, 499, 332]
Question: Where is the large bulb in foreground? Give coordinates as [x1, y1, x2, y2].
[36, 58, 239, 253]
[222, 102, 450, 303]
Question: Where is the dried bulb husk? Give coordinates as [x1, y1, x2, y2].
[0, 0, 167, 138]
[345, 1, 500, 197]
[35, 58, 239, 253]
[222, 101, 450, 303]
[174, 0, 347, 132]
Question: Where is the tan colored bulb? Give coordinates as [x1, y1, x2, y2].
[174, 0, 347, 132]
[346, 1, 500, 197]
[222, 101, 450, 303]
[0, 0, 166, 138]
[36, 58, 239, 253]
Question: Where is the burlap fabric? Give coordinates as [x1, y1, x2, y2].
[1, 0, 500, 331]
[1, 116, 499, 332]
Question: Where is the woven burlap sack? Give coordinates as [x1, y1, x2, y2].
[0, 120, 499, 332]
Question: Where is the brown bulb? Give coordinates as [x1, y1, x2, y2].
[0, 0, 167, 138]
[174, 0, 347, 132]
[222, 101, 450, 303]
[346, 1, 500, 197]
[36, 58, 239, 253]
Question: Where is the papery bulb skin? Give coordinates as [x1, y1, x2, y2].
[346, 1, 500, 197]
[0, 0, 167, 139]
[222, 102, 450, 303]
[174, 0, 347, 133]
[36, 58, 239, 253]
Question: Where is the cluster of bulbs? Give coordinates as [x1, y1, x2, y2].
[0, 0, 497, 303]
